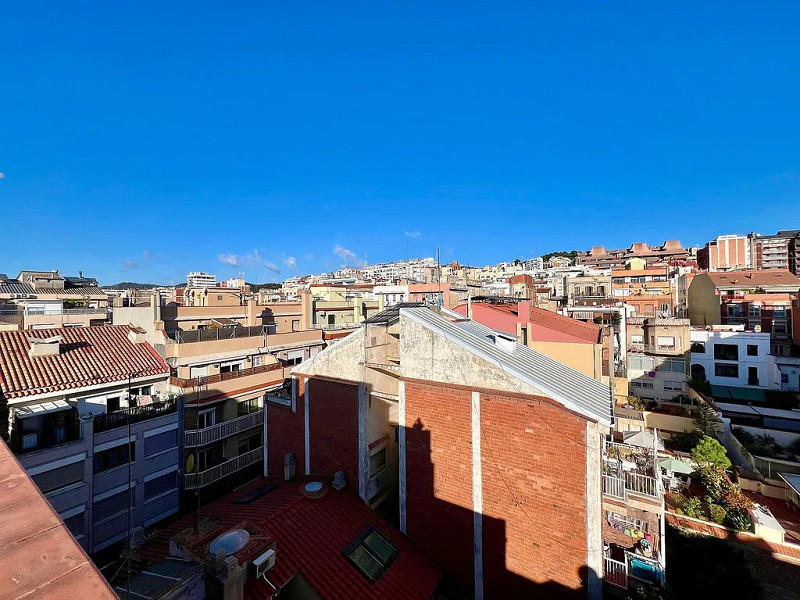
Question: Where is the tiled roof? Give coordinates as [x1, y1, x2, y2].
[706, 270, 800, 288]
[0, 438, 117, 599]
[139, 478, 441, 600]
[0, 325, 169, 399]
[528, 306, 603, 343]
[37, 286, 107, 297]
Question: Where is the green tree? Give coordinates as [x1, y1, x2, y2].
[691, 436, 731, 470]
[692, 402, 721, 438]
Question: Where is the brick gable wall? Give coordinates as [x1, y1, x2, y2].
[266, 378, 306, 477]
[308, 379, 360, 481]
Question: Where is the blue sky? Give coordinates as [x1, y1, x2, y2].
[1, 2, 798, 285]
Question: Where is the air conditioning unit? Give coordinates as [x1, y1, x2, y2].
[253, 549, 276, 578]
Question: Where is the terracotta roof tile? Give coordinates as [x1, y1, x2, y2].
[706, 270, 800, 288]
[0, 325, 169, 399]
[139, 478, 441, 600]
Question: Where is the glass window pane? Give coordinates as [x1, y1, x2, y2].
[364, 531, 396, 563]
[348, 545, 384, 581]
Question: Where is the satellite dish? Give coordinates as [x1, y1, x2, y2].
[186, 454, 195, 473]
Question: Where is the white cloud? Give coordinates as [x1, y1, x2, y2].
[265, 261, 280, 273]
[123, 258, 139, 269]
[404, 230, 422, 238]
[143, 250, 152, 261]
[334, 244, 356, 261]
[284, 256, 297, 269]
[218, 253, 240, 266]
[218, 249, 262, 268]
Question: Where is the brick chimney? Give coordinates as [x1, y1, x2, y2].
[27, 335, 61, 358]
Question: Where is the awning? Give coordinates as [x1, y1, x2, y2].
[780, 473, 800, 495]
[14, 399, 73, 419]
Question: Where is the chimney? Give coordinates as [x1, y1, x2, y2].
[28, 335, 62, 357]
[79, 270, 83, 278]
[128, 327, 147, 344]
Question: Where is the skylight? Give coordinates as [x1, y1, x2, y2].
[343, 527, 398, 583]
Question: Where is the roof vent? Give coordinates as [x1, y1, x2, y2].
[209, 529, 250, 557]
[490, 332, 517, 354]
[27, 335, 62, 357]
[301, 481, 327, 499]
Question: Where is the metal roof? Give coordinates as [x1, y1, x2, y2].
[400, 307, 613, 425]
[0, 283, 36, 295]
[363, 302, 426, 325]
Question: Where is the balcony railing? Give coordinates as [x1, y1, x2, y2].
[0, 307, 109, 316]
[604, 557, 628, 588]
[184, 410, 263, 447]
[603, 474, 625, 499]
[312, 322, 360, 331]
[170, 364, 285, 388]
[168, 325, 268, 343]
[623, 471, 659, 498]
[184, 447, 263, 489]
[93, 399, 179, 433]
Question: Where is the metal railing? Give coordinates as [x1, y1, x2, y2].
[0, 307, 109, 316]
[312, 322, 360, 331]
[168, 325, 266, 343]
[623, 471, 659, 498]
[93, 399, 178, 433]
[753, 455, 800, 479]
[603, 474, 626, 499]
[604, 557, 628, 588]
[183, 447, 263, 489]
[184, 410, 263, 447]
[169, 364, 285, 388]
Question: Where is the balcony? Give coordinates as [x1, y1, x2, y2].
[602, 441, 661, 501]
[0, 307, 109, 316]
[93, 399, 179, 433]
[169, 363, 285, 388]
[312, 322, 361, 331]
[184, 447, 263, 489]
[604, 551, 664, 589]
[184, 410, 263, 447]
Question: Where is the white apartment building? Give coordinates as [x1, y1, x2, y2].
[186, 271, 216, 287]
[360, 258, 436, 282]
[690, 326, 780, 389]
[373, 284, 409, 308]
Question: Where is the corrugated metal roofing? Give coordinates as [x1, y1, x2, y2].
[0, 283, 36, 295]
[401, 307, 613, 425]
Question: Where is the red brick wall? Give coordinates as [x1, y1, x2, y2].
[480, 392, 589, 595]
[404, 381, 592, 598]
[404, 381, 475, 595]
[266, 378, 306, 477]
[308, 379, 359, 481]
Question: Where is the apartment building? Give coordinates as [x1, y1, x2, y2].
[750, 231, 800, 273]
[114, 293, 324, 498]
[308, 284, 380, 331]
[186, 271, 217, 287]
[697, 234, 751, 271]
[0, 326, 180, 554]
[578, 240, 691, 270]
[612, 267, 673, 317]
[289, 304, 614, 598]
[565, 274, 613, 305]
[688, 270, 800, 354]
[626, 318, 689, 403]
[0, 271, 109, 330]
[689, 326, 778, 389]
[374, 283, 409, 308]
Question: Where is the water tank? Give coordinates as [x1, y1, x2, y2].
[209, 529, 250, 556]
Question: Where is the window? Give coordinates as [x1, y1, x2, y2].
[217, 295, 223, 301]
[660, 358, 685, 373]
[22, 433, 38, 450]
[198, 408, 216, 429]
[690, 342, 705, 353]
[774, 320, 788, 335]
[370, 448, 387, 476]
[252, 355, 263, 367]
[144, 471, 178, 500]
[747, 344, 759, 357]
[657, 336, 676, 349]
[32, 461, 84, 494]
[631, 334, 644, 345]
[53, 426, 67, 443]
[727, 305, 744, 317]
[748, 367, 759, 386]
[774, 306, 787, 317]
[783, 373, 790, 384]
[630, 381, 654, 389]
[106, 396, 121, 413]
[714, 344, 739, 361]
[664, 381, 684, 392]
[93, 489, 134, 522]
[237, 432, 261, 455]
[748, 305, 761, 318]
[344, 527, 399, 583]
[129, 386, 152, 397]
[220, 362, 241, 374]
[94, 442, 135, 473]
[145, 429, 178, 457]
[715, 363, 739, 378]
[661, 304, 670, 313]
[237, 397, 261, 416]
[629, 355, 655, 371]
[63, 512, 84, 538]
